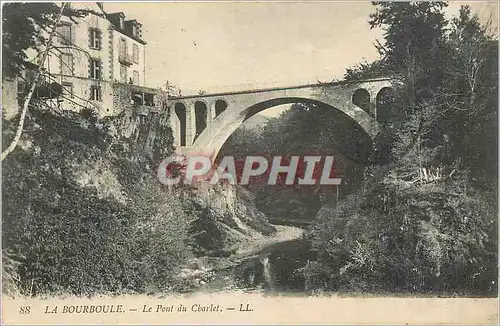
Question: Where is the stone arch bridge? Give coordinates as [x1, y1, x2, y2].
[167, 78, 393, 160]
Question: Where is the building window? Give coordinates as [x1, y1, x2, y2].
[133, 70, 139, 84]
[57, 22, 72, 44]
[138, 115, 148, 124]
[60, 53, 73, 75]
[120, 64, 127, 82]
[144, 93, 155, 106]
[119, 38, 127, 60]
[132, 44, 139, 64]
[90, 85, 102, 101]
[62, 82, 73, 98]
[89, 59, 101, 79]
[89, 28, 102, 50]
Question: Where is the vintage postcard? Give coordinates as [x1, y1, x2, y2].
[1, 1, 499, 325]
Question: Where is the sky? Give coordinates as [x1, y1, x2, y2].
[99, 1, 498, 117]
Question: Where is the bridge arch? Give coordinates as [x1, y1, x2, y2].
[193, 96, 375, 161]
[375, 87, 394, 123]
[214, 99, 228, 118]
[194, 100, 208, 142]
[174, 102, 187, 146]
[352, 88, 371, 115]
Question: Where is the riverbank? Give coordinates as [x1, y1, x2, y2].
[174, 224, 306, 293]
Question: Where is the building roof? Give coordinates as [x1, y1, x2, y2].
[107, 12, 125, 18]
[125, 19, 140, 24]
[106, 12, 147, 45]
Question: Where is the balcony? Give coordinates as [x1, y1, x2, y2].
[135, 104, 159, 116]
[132, 91, 159, 115]
[118, 52, 133, 66]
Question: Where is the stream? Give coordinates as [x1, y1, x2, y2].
[209, 225, 316, 294]
[186, 224, 316, 294]
[241, 237, 315, 292]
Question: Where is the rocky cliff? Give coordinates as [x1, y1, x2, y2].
[2, 106, 275, 296]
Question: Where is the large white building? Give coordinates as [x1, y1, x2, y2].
[2, 2, 168, 125]
[44, 2, 148, 116]
[9, 2, 165, 120]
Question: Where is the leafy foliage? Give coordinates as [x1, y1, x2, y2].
[223, 2, 497, 296]
[2, 103, 273, 296]
[1, 107, 192, 296]
[305, 3, 498, 295]
[307, 165, 496, 295]
[344, 60, 388, 81]
[369, 1, 449, 100]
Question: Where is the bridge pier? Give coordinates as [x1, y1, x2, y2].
[186, 103, 196, 146]
[208, 102, 216, 122]
[369, 93, 377, 118]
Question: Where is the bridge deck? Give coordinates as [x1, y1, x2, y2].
[168, 77, 391, 100]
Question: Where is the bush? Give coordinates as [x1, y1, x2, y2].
[2, 107, 193, 296]
[2, 250, 23, 297]
[126, 179, 195, 292]
[306, 170, 498, 296]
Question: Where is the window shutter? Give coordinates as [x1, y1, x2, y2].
[99, 60, 103, 80]
[98, 30, 102, 50]
[88, 58, 92, 78]
[70, 24, 76, 44]
[55, 25, 61, 44]
[88, 28, 93, 48]
[58, 25, 65, 44]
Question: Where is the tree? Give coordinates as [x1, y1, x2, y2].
[2, 2, 103, 161]
[437, 6, 498, 186]
[2, 2, 98, 78]
[164, 81, 182, 97]
[306, 3, 498, 295]
[343, 59, 388, 81]
[2, 3, 66, 162]
[369, 1, 449, 106]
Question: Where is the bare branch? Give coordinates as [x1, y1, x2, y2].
[2, 3, 68, 162]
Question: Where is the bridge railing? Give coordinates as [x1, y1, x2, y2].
[167, 77, 392, 101]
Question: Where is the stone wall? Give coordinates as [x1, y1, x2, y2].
[109, 82, 172, 158]
[112, 82, 166, 115]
